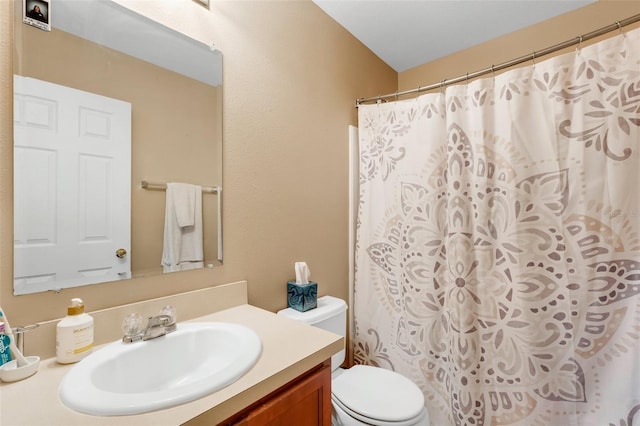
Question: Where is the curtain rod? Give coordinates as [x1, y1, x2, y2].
[141, 180, 220, 194]
[355, 13, 640, 107]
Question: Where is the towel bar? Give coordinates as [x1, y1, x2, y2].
[141, 180, 220, 194]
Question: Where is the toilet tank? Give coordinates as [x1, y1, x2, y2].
[277, 295, 347, 371]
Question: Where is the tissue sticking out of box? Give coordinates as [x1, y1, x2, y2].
[295, 262, 310, 284]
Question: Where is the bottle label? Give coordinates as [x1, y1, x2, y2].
[74, 342, 93, 355]
[57, 322, 94, 363]
[71, 325, 93, 355]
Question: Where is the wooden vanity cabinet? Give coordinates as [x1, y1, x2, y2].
[221, 360, 332, 425]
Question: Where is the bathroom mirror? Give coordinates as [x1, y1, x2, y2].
[13, 0, 223, 295]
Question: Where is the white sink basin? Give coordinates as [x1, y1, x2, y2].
[59, 322, 262, 416]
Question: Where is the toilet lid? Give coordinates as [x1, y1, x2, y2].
[331, 365, 425, 423]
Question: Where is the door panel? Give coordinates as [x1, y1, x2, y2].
[14, 75, 131, 294]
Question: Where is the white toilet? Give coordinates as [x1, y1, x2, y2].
[277, 296, 430, 426]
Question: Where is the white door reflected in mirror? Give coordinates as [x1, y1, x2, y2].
[13, 76, 132, 295]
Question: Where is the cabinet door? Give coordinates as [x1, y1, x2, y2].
[234, 361, 331, 426]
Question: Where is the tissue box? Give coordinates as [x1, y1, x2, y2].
[287, 281, 318, 312]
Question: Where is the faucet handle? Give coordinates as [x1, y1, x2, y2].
[159, 306, 176, 325]
[122, 313, 144, 337]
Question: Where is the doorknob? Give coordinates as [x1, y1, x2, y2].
[115, 248, 127, 258]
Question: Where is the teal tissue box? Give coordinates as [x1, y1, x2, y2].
[287, 281, 318, 312]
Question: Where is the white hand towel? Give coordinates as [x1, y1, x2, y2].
[171, 183, 196, 228]
[161, 183, 204, 273]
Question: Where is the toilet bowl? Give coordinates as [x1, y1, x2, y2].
[331, 366, 429, 426]
[277, 296, 429, 426]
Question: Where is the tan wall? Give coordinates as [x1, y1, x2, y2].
[10, 0, 635, 329]
[399, 0, 640, 92]
[0, 0, 396, 325]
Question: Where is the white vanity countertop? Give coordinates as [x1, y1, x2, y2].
[0, 304, 343, 426]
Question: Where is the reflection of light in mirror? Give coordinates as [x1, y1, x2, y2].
[55, 0, 222, 87]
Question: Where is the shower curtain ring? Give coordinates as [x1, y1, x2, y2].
[576, 35, 583, 53]
[616, 20, 626, 37]
[395, 91, 399, 101]
[532, 51, 536, 68]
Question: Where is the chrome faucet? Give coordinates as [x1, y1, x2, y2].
[142, 314, 177, 340]
[122, 306, 177, 343]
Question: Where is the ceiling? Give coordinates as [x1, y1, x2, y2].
[312, 0, 597, 72]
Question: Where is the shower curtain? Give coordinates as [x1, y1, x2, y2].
[354, 26, 640, 426]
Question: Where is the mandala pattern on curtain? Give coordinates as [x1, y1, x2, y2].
[355, 27, 640, 426]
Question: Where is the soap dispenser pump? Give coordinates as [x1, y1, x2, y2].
[56, 298, 94, 364]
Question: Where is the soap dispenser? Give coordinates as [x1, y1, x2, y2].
[56, 298, 94, 364]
